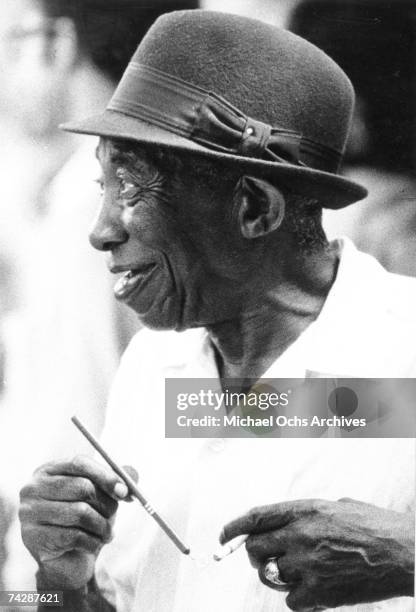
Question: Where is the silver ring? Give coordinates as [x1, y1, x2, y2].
[263, 557, 288, 588]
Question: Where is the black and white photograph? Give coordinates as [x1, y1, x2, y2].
[0, 1, 414, 611]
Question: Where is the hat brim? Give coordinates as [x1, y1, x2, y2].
[62, 110, 367, 209]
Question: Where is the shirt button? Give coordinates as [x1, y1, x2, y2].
[209, 438, 226, 453]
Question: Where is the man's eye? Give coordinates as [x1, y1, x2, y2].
[119, 179, 139, 199]
[116, 168, 139, 202]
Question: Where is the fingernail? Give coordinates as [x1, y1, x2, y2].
[114, 482, 129, 499]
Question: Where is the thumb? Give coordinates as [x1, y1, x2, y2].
[121, 465, 139, 502]
[286, 586, 320, 611]
[122, 465, 139, 483]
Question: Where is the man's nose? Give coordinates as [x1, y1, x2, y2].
[89, 202, 128, 252]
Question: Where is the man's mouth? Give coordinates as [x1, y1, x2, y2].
[113, 264, 156, 299]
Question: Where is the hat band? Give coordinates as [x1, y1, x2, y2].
[108, 63, 342, 172]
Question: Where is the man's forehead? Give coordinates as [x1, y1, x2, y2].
[96, 138, 152, 166]
[95, 138, 119, 162]
[95, 138, 226, 191]
[95, 139, 191, 190]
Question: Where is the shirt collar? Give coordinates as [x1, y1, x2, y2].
[263, 237, 389, 378]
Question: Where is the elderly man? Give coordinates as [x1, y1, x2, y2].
[19, 10, 415, 612]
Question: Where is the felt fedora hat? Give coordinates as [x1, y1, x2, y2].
[62, 10, 367, 208]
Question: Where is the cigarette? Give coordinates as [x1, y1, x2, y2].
[213, 534, 248, 561]
[71, 415, 190, 556]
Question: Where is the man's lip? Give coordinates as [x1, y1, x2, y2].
[109, 263, 155, 275]
[113, 263, 157, 300]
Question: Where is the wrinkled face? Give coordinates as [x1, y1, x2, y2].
[91, 138, 251, 330]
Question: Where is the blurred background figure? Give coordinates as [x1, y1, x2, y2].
[289, 0, 416, 276]
[201, 0, 292, 25]
[0, 0, 198, 593]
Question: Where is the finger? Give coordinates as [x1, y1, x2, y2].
[277, 554, 303, 584]
[21, 475, 118, 518]
[245, 532, 288, 568]
[220, 499, 316, 544]
[122, 465, 138, 483]
[19, 500, 113, 543]
[42, 456, 129, 500]
[22, 524, 103, 561]
[286, 585, 323, 612]
[121, 465, 139, 502]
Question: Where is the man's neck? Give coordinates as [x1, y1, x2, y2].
[207, 244, 339, 382]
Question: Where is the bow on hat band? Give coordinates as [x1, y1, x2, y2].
[108, 63, 342, 172]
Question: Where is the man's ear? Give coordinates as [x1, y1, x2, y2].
[235, 176, 286, 239]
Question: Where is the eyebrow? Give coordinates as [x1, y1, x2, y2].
[94, 143, 130, 167]
[110, 151, 131, 166]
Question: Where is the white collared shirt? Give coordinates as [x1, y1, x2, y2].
[95, 239, 416, 611]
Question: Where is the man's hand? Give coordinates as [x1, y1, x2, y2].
[220, 498, 414, 611]
[19, 455, 136, 590]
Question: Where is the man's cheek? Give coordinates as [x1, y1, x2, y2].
[123, 206, 155, 235]
[124, 207, 179, 247]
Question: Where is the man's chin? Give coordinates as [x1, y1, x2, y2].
[125, 295, 185, 331]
